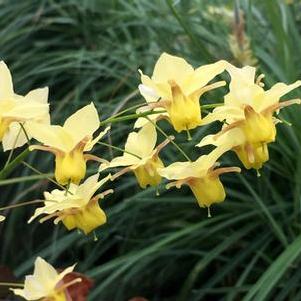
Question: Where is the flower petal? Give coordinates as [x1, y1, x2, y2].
[27, 122, 73, 152]
[63, 102, 100, 144]
[124, 123, 157, 158]
[0, 61, 14, 100]
[152, 52, 194, 83]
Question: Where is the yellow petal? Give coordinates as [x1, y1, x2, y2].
[125, 123, 157, 158]
[28, 122, 74, 152]
[259, 80, 301, 111]
[138, 83, 160, 103]
[182, 60, 227, 95]
[159, 161, 200, 180]
[2, 122, 29, 151]
[12, 257, 76, 300]
[63, 102, 100, 144]
[25, 87, 49, 104]
[224, 64, 264, 109]
[84, 126, 110, 152]
[140, 70, 171, 100]
[197, 127, 246, 149]
[201, 106, 244, 125]
[0, 61, 14, 100]
[152, 52, 194, 84]
[100, 155, 140, 171]
[77, 173, 111, 200]
[0, 215, 5, 222]
[56, 264, 76, 284]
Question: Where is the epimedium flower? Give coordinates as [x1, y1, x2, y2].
[11, 257, 79, 301]
[28, 174, 112, 235]
[158, 146, 240, 209]
[100, 123, 171, 189]
[0, 61, 49, 151]
[137, 52, 227, 132]
[27, 102, 110, 185]
[200, 63, 301, 170]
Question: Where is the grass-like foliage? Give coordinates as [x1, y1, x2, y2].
[1, 0, 301, 300]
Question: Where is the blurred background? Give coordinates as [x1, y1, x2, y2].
[1, 0, 301, 300]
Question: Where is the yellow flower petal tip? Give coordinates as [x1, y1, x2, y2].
[0, 215, 5, 222]
[138, 53, 227, 132]
[28, 174, 112, 235]
[0, 61, 50, 151]
[11, 257, 78, 301]
[102, 123, 170, 189]
[27, 102, 109, 185]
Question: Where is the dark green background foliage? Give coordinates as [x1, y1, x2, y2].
[1, 0, 301, 300]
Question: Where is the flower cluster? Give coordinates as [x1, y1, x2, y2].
[0, 54, 300, 299]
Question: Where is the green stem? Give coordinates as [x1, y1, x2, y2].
[4, 127, 23, 168]
[0, 200, 45, 211]
[19, 122, 31, 145]
[201, 103, 223, 109]
[22, 161, 68, 192]
[0, 148, 30, 180]
[99, 110, 166, 126]
[144, 116, 191, 162]
[0, 282, 24, 287]
[0, 174, 54, 186]
[97, 141, 142, 159]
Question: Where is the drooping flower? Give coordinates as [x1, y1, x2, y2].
[158, 146, 240, 208]
[11, 257, 79, 301]
[28, 174, 112, 235]
[28, 103, 110, 185]
[200, 63, 301, 170]
[100, 123, 170, 189]
[137, 52, 227, 132]
[0, 215, 5, 222]
[0, 61, 50, 151]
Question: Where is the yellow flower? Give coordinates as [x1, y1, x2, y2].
[158, 147, 240, 208]
[100, 123, 170, 188]
[0, 61, 49, 151]
[138, 52, 227, 132]
[201, 63, 301, 170]
[28, 103, 110, 185]
[28, 174, 112, 235]
[11, 257, 79, 301]
[0, 215, 5, 222]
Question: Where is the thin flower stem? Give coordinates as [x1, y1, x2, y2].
[0, 200, 45, 211]
[186, 127, 192, 141]
[65, 179, 71, 196]
[4, 126, 23, 168]
[97, 141, 142, 159]
[201, 103, 223, 109]
[144, 116, 192, 162]
[99, 110, 166, 126]
[19, 122, 31, 145]
[0, 282, 24, 287]
[22, 161, 69, 192]
[107, 102, 148, 119]
[0, 148, 30, 180]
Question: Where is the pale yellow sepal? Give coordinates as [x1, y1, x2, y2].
[138, 53, 227, 132]
[159, 147, 240, 208]
[0, 61, 50, 151]
[28, 103, 109, 185]
[0, 215, 5, 222]
[200, 63, 301, 170]
[11, 257, 76, 301]
[101, 123, 169, 188]
[28, 174, 112, 235]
